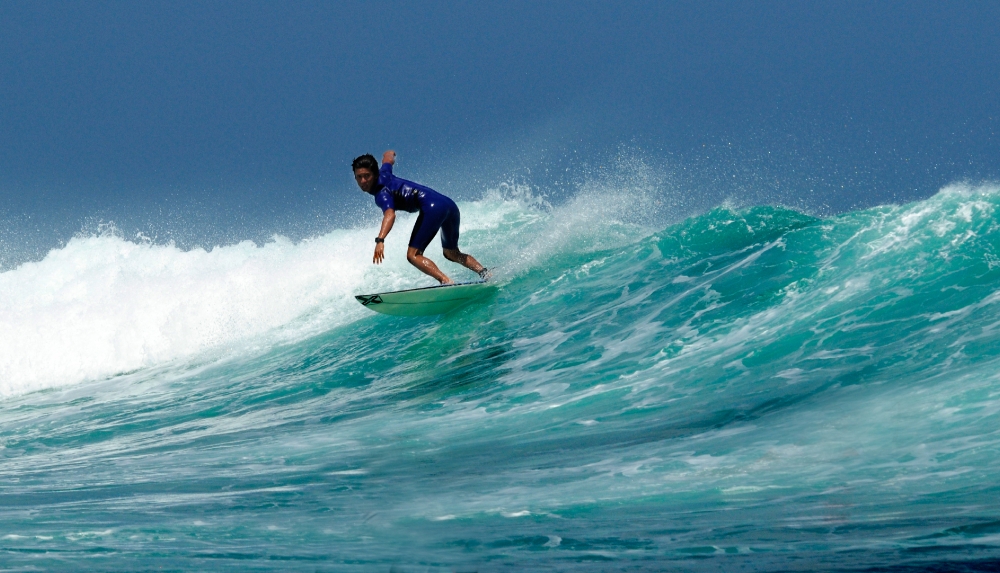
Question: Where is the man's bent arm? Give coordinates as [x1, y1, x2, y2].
[373, 208, 395, 264]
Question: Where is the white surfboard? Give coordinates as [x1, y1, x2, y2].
[355, 280, 495, 316]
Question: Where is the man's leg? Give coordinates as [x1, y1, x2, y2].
[407, 208, 453, 284]
[439, 204, 488, 278]
[407, 247, 452, 284]
[443, 248, 486, 275]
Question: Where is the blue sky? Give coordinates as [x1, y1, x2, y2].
[1, 1, 998, 261]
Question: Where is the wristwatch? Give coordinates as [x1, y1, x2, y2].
[375, 237, 384, 244]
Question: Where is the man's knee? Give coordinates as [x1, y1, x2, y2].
[406, 249, 423, 264]
[443, 248, 463, 262]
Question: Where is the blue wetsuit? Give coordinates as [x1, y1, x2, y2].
[369, 162, 460, 253]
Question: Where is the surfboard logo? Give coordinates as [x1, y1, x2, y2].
[356, 295, 383, 306]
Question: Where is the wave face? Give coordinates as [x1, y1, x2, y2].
[3, 183, 1000, 570]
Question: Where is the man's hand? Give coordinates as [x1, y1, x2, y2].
[373, 209, 395, 266]
[382, 150, 396, 165]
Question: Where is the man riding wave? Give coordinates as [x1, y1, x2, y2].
[352, 150, 488, 284]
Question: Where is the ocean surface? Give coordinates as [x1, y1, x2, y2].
[4, 181, 1000, 572]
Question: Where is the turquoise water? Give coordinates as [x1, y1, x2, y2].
[4, 183, 1000, 571]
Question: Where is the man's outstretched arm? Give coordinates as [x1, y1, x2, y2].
[373, 208, 395, 264]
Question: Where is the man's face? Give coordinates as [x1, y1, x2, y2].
[354, 168, 376, 193]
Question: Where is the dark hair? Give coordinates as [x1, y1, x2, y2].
[352, 154, 378, 173]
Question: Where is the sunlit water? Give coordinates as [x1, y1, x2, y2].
[3, 183, 1000, 571]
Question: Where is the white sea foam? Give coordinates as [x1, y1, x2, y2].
[0, 230, 355, 396]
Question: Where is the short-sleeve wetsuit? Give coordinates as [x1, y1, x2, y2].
[369, 162, 461, 253]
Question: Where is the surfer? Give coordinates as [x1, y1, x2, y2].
[352, 150, 488, 284]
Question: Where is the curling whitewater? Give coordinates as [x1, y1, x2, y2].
[3, 183, 1000, 571]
